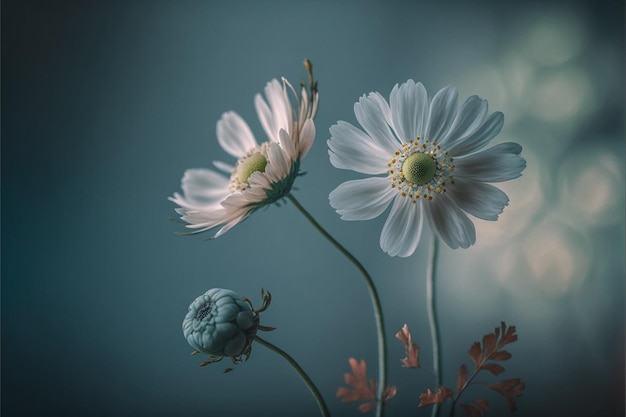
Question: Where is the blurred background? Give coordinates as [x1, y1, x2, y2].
[2, 0, 624, 416]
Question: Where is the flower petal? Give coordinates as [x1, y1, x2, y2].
[212, 160, 234, 174]
[212, 197, 254, 237]
[379, 196, 424, 257]
[223, 330, 246, 356]
[328, 121, 391, 175]
[424, 85, 458, 143]
[174, 205, 219, 221]
[247, 170, 272, 190]
[264, 142, 289, 181]
[174, 204, 244, 237]
[329, 177, 395, 221]
[368, 91, 393, 128]
[424, 194, 476, 249]
[255, 92, 274, 141]
[216, 111, 258, 158]
[438, 95, 488, 149]
[178, 193, 248, 228]
[254, 79, 292, 142]
[216, 214, 250, 238]
[354, 93, 401, 153]
[243, 179, 271, 203]
[447, 111, 504, 157]
[278, 128, 296, 162]
[298, 118, 315, 159]
[170, 168, 230, 209]
[389, 80, 428, 141]
[454, 142, 526, 182]
[448, 178, 510, 221]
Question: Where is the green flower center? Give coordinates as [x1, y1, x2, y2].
[401, 152, 436, 185]
[237, 153, 267, 184]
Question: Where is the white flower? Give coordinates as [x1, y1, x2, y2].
[328, 80, 526, 256]
[170, 75, 318, 238]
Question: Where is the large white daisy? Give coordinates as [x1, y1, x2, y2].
[171, 75, 318, 238]
[328, 80, 526, 256]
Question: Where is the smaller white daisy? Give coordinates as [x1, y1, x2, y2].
[171, 65, 318, 238]
[328, 80, 526, 256]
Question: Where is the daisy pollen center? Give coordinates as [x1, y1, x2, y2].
[387, 136, 455, 202]
[237, 153, 267, 184]
[401, 152, 436, 185]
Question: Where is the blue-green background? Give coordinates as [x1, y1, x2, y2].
[2, 1, 624, 416]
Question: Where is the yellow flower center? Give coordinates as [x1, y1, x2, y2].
[387, 137, 454, 202]
[237, 153, 267, 184]
[401, 152, 436, 185]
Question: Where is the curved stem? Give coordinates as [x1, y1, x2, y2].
[448, 401, 455, 417]
[287, 193, 387, 417]
[427, 236, 442, 417]
[449, 397, 458, 417]
[255, 335, 331, 417]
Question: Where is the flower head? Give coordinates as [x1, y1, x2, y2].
[171, 62, 318, 238]
[328, 80, 526, 256]
[183, 288, 273, 366]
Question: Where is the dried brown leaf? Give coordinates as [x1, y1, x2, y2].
[468, 342, 482, 368]
[482, 332, 497, 357]
[396, 324, 421, 368]
[490, 351, 512, 361]
[480, 363, 506, 376]
[337, 387, 367, 403]
[460, 399, 490, 417]
[357, 402, 375, 413]
[454, 322, 524, 415]
[468, 322, 518, 372]
[489, 378, 525, 412]
[498, 322, 518, 347]
[382, 385, 398, 402]
[337, 358, 396, 413]
[337, 358, 375, 403]
[418, 386, 454, 407]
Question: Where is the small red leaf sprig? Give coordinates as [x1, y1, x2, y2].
[418, 386, 454, 407]
[417, 322, 525, 417]
[396, 324, 421, 368]
[337, 358, 397, 413]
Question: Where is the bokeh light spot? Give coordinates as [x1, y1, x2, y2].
[519, 12, 587, 67]
[558, 149, 625, 226]
[496, 217, 591, 296]
[527, 68, 594, 122]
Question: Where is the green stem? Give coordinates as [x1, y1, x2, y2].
[255, 335, 331, 417]
[427, 236, 442, 417]
[287, 193, 387, 417]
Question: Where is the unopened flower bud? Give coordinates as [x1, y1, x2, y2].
[182, 288, 257, 358]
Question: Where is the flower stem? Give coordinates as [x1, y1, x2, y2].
[287, 193, 387, 417]
[255, 335, 331, 417]
[427, 236, 442, 417]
